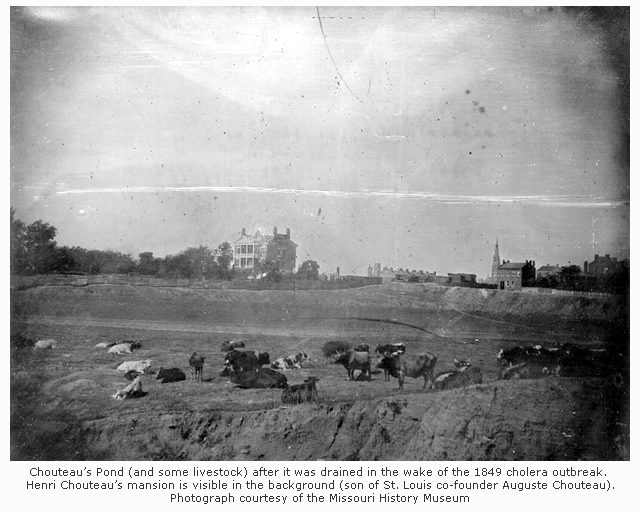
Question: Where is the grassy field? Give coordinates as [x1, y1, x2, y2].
[10, 282, 629, 461]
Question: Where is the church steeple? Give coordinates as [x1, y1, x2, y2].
[491, 237, 501, 284]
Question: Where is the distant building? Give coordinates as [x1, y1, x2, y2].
[448, 273, 477, 284]
[497, 260, 536, 291]
[537, 264, 561, 279]
[233, 226, 298, 274]
[233, 228, 264, 271]
[265, 227, 298, 274]
[584, 254, 621, 276]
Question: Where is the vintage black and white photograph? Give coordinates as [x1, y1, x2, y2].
[10, 6, 629, 461]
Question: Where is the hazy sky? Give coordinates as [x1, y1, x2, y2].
[10, 6, 629, 276]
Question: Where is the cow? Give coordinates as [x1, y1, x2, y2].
[189, 352, 205, 382]
[124, 370, 142, 381]
[496, 345, 561, 368]
[222, 350, 260, 374]
[34, 338, 57, 350]
[94, 342, 111, 349]
[108, 343, 133, 355]
[271, 352, 309, 371]
[281, 376, 319, 404]
[117, 360, 152, 374]
[500, 361, 560, 380]
[229, 368, 288, 389]
[156, 367, 187, 384]
[335, 350, 371, 381]
[113, 375, 144, 400]
[322, 341, 351, 364]
[555, 343, 609, 378]
[354, 343, 370, 353]
[221, 340, 246, 352]
[255, 351, 271, 366]
[434, 358, 483, 390]
[375, 344, 407, 381]
[378, 352, 437, 390]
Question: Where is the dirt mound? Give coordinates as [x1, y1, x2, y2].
[81, 378, 619, 461]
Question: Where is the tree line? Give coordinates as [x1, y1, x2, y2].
[10, 209, 321, 281]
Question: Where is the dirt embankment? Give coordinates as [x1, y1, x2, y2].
[82, 378, 620, 461]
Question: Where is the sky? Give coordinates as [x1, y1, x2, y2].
[10, 6, 630, 277]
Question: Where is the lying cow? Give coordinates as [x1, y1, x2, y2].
[108, 341, 142, 355]
[375, 343, 407, 381]
[156, 367, 187, 384]
[271, 352, 309, 371]
[113, 375, 144, 400]
[94, 342, 117, 349]
[434, 358, 483, 390]
[322, 341, 351, 364]
[229, 368, 288, 389]
[281, 376, 319, 404]
[497, 345, 561, 367]
[189, 352, 205, 382]
[34, 338, 57, 350]
[335, 350, 371, 381]
[377, 352, 437, 390]
[500, 361, 560, 380]
[124, 370, 142, 381]
[117, 359, 152, 374]
[221, 339, 246, 352]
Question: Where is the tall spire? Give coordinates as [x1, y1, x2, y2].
[491, 237, 501, 284]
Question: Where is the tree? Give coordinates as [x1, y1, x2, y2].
[297, 259, 320, 280]
[261, 260, 282, 282]
[558, 265, 582, 290]
[10, 208, 59, 274]
[137, 252, 160, 275]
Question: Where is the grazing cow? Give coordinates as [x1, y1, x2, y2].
[555, 343, 609, 378]
[354, 343, 370, 353]
[34, 338, 57, 350]
[189, 352, 205, 382]
[434, 358, 483, 390]
[281, 376, 319, 404]
[124, 370, 142, 381]
[378, 352, 437, 390]
[221, 340, 246, 352]
[113, 375, 144, 400]
[375, 344, 407, 381]
[117, 360, 152, 374]
[156, 367, 187, 384]
[335, 350, 371, 381]
[229, 368, 288, 389]
[322, 341, 351, 364]
[271, 352, 309, 371]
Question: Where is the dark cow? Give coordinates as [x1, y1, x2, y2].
[222, 350, 260, 375]
[156, 367, 187, 384]
[500, 361, 559, 380]
[189, 352, 205, 382]
[255, 351, 271, 366]
[375, 343, 407, 381]
[281, 376, 319, 404]
[124, 370, 142, 382]
[271, 351, 309, 371]
[221, 340, 246, 352]
[555, 343, 610, 378]
[322, 341, 351, 364]
[434, 358, 483, 390]
[378, 352, 437, 390]
[335, 350, 371, 381]
[496, 345, 561, 367]
[354, 343, 370, 353]
[229, 368, 288, 389]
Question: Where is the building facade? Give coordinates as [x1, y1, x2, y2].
[584, 254, 620, 276]
[265, 227, 298, 274]
[497, 260, 536, 291]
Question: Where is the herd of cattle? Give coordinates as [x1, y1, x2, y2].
[30, 335, 619, 403]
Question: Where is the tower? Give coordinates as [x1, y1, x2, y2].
[490, 237, 501, 284]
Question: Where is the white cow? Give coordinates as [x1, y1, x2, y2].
[112, 376, 144, 400]
[34, 339, 57, 350]
[94, 342, 109, 349]
[108, 343, 133, 355]
[117, 360, 152, 374]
